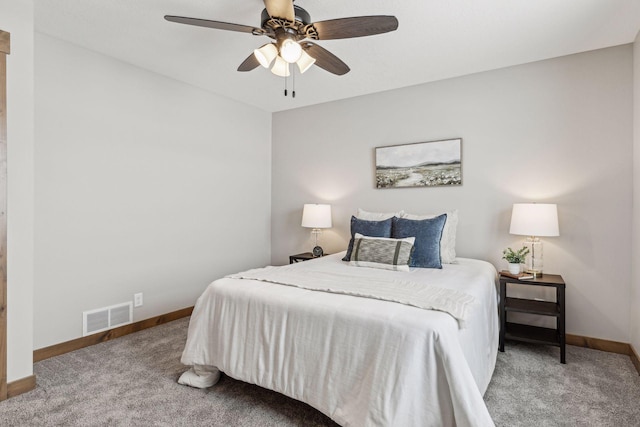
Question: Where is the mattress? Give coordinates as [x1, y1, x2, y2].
[180, 252, 499, 427]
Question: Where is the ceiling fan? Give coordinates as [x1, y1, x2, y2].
[165, 0, 398, 78]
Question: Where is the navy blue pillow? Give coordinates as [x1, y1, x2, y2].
[392, 214, 447, 268]
[342, 216, 393, 261]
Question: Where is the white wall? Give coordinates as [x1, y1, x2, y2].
[272, 45, 633, 343]
[0, 0, 35, 383]
[632, 30, 640, 354]
[34, 34, 272, 349]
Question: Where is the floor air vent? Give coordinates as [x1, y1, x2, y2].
[83, 302, 133, 336]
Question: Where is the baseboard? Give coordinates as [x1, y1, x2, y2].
[7, 374, 36, 398]
[567, 333, 640, 375]
[566, 334, 631, 355]
[630, 344, 640, 376]
[33, 306, 193, 363]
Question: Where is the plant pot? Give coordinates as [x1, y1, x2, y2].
[508, 263, 521, 275]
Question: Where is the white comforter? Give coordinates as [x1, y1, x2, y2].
[181, 253, 498, 427]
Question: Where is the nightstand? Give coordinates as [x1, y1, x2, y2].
[289, 252, 322, 264]
[499, 272, 566, 363]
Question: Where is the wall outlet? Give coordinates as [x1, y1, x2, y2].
[134, 293, 143, 307]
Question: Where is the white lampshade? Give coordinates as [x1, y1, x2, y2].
[296, 50, 316, 73]
[254, 43, 278, 68]
[271, 56, 290, 77]
[301, 204, 332, 229]
[280, 39, 303, 63]
[510, 203, 559, 237]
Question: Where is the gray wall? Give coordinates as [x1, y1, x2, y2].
[34, 34, 272, 349]
[272, 45, 633, 343]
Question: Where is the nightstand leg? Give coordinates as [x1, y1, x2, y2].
[559, 286, 566, 363]
[499, 280, 506, 352]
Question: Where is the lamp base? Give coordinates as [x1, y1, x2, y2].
[523, 268, 543, 278]
[523, 237, 543, 278]
[312, 246, 323, 257]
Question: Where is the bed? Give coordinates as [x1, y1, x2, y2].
[179, 251, 498, 427]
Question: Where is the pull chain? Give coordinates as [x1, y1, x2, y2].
[284, 71, 288, 97]
[281, 64, 297, 98]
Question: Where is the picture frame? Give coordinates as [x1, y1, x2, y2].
[375, 138, 462, 189]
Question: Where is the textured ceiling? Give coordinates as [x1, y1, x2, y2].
[35, 0, 640, 112]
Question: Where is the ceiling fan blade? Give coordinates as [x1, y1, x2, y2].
[237, 53, 261, 72]
[263, 0, 295, 21]
[302, 42, 350, 76]
[313, 16, 399, 40]
[165, 15, 265, 35]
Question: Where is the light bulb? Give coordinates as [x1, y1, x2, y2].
[254, 43, 278, 68]
[271, 56, 290, 77]
[280, 39, 302, 64]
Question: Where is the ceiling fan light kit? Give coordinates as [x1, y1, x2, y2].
[254, 43, 278, 68]
[165, 0, 398, 96]
[271, 56, 291, 77]
[279, 37, 303, 63]
[296, 50, 316, 74]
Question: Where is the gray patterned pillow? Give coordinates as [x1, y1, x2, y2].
[349, 233, 415, 272]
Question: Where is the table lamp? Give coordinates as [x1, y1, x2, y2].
[509, 203, 559, 277]
[301, 204, 332, 257]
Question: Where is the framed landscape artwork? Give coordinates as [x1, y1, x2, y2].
[375, 138, 462, 189]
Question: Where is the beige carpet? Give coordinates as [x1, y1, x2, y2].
[1, 317, 639, 426]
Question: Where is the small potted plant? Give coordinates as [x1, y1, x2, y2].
[502, 246, 530, 275]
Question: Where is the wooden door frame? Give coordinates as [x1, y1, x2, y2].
[0, 29, 9, 401]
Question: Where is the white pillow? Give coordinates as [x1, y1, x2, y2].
[357, 208, 404, 221]
[401, 210, 458, 263]
[349, 233, 415, 272]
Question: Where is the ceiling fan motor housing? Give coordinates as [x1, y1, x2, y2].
[261, 6, 318, 41]
[261, 5, 310, 26]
